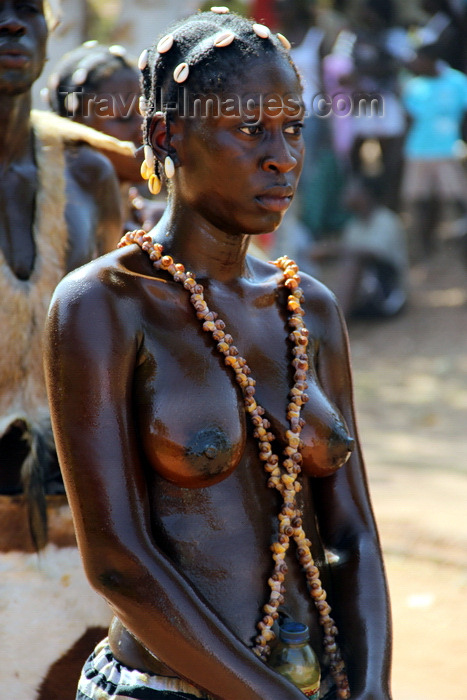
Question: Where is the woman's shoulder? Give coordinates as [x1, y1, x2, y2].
[51, 244, 154, 316]
[248, 253, 340, 317]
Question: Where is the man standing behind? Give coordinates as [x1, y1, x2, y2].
[0, 0, 122, 547]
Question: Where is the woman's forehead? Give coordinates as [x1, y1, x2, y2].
[197, 55, 303, 113]
[225, 53, 300, 91]
[176, 88, 304, 123]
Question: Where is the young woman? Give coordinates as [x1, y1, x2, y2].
[45, 10, 392, 700]
[45, 41, 143, 148]
[45, 41, 161, 231]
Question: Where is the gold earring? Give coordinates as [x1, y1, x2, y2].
[148, 173, 162, 195]
[140, 160, 153, 180]
[164, 156, 175, 179]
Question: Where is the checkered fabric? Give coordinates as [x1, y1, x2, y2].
[76, 638, 212, 700]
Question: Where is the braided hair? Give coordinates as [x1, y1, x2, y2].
[139, 10, 301, 182]
[46, 41, 138, 118]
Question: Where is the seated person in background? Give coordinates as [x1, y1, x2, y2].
[311, 176, 409, 319]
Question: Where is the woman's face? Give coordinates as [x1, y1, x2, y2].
[169, 55, 305, 236]
[79, 67, 143, 147]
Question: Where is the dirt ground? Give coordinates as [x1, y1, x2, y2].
[343, 241, 467, 700]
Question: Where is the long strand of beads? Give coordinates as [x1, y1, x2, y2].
[118, 231, 350, 699]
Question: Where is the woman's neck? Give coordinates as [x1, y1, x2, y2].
[0, 94, 33, 170]
[152, 200, 254, 283]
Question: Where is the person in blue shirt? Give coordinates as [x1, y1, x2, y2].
[401, 43, 467, 262]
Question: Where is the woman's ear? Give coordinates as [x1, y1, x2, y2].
[148, 114, 181, 167]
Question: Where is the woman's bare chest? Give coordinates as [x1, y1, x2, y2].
[134, 295, 292, 487]
[132, 279, 352, 487]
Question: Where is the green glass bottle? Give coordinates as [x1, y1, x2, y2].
[268, 620, 321, 699]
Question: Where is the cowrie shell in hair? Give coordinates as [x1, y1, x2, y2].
[210, 6, 230, 13]
[65, 92, 80, 114]
[253, 23, 271, 39]
[72, 67, 87, 86]
[173, 62, 189, 83]
[109, 44, 126, 57]
[138, 48, 149, 70]
[139, 96, 148, 114]
[276, 33, 291, 50]
[213, 30, 235, 47]
[157, 33, 174, 54]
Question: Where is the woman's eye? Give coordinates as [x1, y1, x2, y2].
[284, 122, 304, 136]
[239, 123, 263, 136]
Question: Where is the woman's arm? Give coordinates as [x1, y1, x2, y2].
[306, 280, 392, 700]
[44, 258, 305, 700]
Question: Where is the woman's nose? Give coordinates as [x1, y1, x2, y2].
[261, 135, 297, 174]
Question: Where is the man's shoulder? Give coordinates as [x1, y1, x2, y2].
[64, 141, 116, 182]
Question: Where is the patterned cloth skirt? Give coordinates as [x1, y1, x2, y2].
[76, 638, 213, 699]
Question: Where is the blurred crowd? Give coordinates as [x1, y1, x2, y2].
[250, 0, 467, 320]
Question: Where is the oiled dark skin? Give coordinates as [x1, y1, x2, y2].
[45, 56, 392, 700]
[0, 0, 121, 283]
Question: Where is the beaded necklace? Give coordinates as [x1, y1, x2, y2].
[118, 230, 350, 699]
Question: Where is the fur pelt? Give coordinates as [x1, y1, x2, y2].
[0, 113, 136, 550]
[0, 494, 75, 553]
[31, 109, 136, 159]
[0, 112, 69, 550]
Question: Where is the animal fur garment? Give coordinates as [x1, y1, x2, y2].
[0, 112, 68, 550]
[0, 112, 135, 549]
[31, 109, 136, 159]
